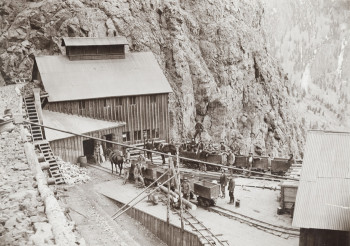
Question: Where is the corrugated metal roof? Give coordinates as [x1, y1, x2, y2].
[42, 110, 125, 141]
[292, 130, 350, 231]
[35, 52, 173, 102]
[61, 37, 128, 46]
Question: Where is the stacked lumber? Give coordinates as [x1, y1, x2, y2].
[56, 158, 90, 185]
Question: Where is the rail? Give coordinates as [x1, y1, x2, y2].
[207, 206, 299, 237]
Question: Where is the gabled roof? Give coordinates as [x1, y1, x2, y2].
[61, 37, 128, 46]
[42, 110, 125, 141]
[34, 52, 173, 102]
[292, 130, 350, 231]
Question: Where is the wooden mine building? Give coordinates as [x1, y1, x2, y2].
[32, 37, 172, 163]
[292, 131, 350, 246]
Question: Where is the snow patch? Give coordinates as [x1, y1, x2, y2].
[336, 39, 348, 79]
[300, 63, 311, 93]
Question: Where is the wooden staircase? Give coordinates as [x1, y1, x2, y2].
[23, 96, 65, 185]
[23, 96, 45, 141]
[36, 141, 65, 185]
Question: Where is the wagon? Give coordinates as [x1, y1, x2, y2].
[193, 180, 220, 207]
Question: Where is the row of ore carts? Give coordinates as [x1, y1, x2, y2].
[179, 150, 301, 176]
[142, 164, 220, 207]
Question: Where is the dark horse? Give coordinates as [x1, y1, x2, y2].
[154, 142, 177, 164]
[106, 148, 124, 175]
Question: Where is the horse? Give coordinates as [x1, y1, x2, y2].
[154, 142, 177, 164]
[106, 148, 124, 175]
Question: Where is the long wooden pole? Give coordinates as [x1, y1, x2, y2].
[167, 160, 170, 226]
[176, 146, 184, 246]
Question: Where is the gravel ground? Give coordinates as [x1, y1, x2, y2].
[57, 167, 166, 246]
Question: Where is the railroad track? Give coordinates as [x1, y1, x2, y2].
[157, 196, 229, 246]
[207, 206, 300, 238]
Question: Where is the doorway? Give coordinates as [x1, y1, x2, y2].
[83, 139, 95, 163]
[104, 134, 113, 149]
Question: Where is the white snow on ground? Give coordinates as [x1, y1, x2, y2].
[336, 38, 347, 78]
[300, 63, 311, 93]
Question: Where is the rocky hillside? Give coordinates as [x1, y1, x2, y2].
[262, 0, 350, 131]
[0, 0, 305, 158]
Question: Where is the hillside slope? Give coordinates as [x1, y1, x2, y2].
[262, 0, 350, 131]
[0, 0, 305, 157]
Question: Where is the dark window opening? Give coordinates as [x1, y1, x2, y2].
[134, 130, 142, 141]
[103, 98, 107, 107]
[122, 132, 130, 142]
[79, 101, 85, 110]
[116, 98, 122, 106]
[130, 96, 136, 105]
[151, 95, 156, 103]
[143, 129, 151, 140]
[152, 128, 159, 138]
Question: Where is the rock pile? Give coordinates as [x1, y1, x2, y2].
[56, 158, 90, 185]
[0, 128, 55, 245]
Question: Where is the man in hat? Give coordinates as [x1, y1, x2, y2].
[194, 120, 204, 140]
[227, 149, 235, 175]
[144, 139, 153, 163]
[219, 169, 228, 198]
[182, 177, 191, 200]
[287, 153, 295, 166]
[220, 141, 228, 152]
[228, 175, 235, 204]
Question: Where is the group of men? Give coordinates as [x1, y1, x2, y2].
[219, 170, 236, 204]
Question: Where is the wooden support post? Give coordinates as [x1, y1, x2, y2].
[167, 161, 170, 226]
[176, 145, 184, 246]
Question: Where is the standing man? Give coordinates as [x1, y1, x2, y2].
[144, 139, 153, 163]
[248, 152, 254, 177]
[227, 149, 235, 175]
[94, 141, 101, 164]
[219, 169, 228, 198]
[194, 120, 204, 141]
[182, 178, 191, 200]
[287, 153, 295, 166]
[220, 141, 228, 152]
[228, 175, 235, 204]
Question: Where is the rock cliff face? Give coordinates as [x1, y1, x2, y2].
[0, 0, 305, 157]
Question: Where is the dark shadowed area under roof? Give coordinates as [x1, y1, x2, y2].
[61, 36, 128, 46]
[292, 130, 350, 231]
[35, 51, 173, 102]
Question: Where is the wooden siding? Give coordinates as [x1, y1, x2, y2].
[66, 45, 125, 60]
[300, 228, 350, 246]
[50, 127, 123, 164]
[113, 200, 203, 246]
[45, 94, 170, 144]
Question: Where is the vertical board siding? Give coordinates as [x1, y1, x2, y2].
[124, 205, 202, 246]
[49, 127, 123, 163]
[45, 94, 170, 144]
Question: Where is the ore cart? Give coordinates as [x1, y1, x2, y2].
[142, 164, 160, 186]
[194, 180, 220, 207]
[271, 158, 290, 175]
[204, 154, 226, 171]
[179, 150, 200, 169]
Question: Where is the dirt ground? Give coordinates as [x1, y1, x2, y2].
[56, 167, 166, 246]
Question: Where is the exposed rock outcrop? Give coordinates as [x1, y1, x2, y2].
[0, 0, 305, 157]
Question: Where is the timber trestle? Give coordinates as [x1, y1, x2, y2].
[23, 96, 65, 185]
